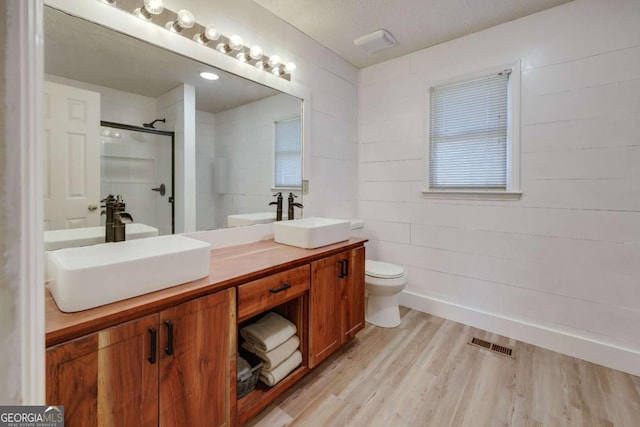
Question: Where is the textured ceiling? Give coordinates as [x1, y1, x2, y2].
[44, 7, 280, 115]
[253, 0, 573, 68]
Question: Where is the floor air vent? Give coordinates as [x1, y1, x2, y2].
[469, 337, 515, 358]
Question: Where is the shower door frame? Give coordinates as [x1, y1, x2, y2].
[101, 120, 176, 234]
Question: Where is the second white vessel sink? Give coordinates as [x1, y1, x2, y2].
[47, 235, 211, 312]
[273, 217, 350, 249]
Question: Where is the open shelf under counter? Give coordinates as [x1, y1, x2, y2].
[237, 365, 309, 425]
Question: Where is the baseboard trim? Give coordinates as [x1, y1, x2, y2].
[399, 290, 640, 377]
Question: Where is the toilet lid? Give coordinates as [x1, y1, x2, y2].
[365, 260, 406, 279]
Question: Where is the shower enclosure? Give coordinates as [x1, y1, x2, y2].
[100, 121, 175, 235]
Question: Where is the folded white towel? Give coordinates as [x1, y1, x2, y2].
[242, 335, 300, 370]
[240, 312, 297, 352]
[259, 350, 302, 387]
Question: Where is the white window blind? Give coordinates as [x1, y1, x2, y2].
[274, 117, 302, 188]
[429, 70, 511, 189]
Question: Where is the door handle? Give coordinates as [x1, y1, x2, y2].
[148, 328, 157, 364]
[165, 320, 174, 356]
[88, 204, 98, 212]
[338, 260, 346, 278]
[270, 283, 292, 294]
[344, 259, 349, 277]
[151, 183, 166, 196]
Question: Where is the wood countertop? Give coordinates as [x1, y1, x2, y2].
[46, 238, 367, 347]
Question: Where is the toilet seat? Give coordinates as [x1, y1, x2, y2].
[365, 260, 406, 279]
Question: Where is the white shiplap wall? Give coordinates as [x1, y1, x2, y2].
[358, 0, 640, 375]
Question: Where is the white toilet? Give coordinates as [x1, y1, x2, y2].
[365, 260, 408, 328]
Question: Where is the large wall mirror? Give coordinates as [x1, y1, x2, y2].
[43, 5, 304, 250]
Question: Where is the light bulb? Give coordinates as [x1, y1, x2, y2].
[228, 35, 244, 51]
[133, 0, 163, 20]
[271, 66, 283, 76]
[236, 52, 249, 62]
[166, 9, 195, 33]
[177, 9, 195, 27]
[284, 62, 296, 73]
[145, 0, 163, 14]
[249, 46, 263, 60]
[268, 55, 281, 68]
[193, 25, 220, 44]
[255, 61, 265, 70]
[216, 43, 230, 54]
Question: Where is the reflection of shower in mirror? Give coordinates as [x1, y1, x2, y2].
[142, 118, 166, 129]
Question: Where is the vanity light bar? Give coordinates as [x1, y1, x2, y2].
[100, 0, 295, 80]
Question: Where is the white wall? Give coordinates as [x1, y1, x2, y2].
[213, 94, 301, 228]
[359, 0, 640, 375]
[196, 110, 216, 230]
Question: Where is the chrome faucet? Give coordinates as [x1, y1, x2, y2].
[287, 192, 303, 220]
[101, 195, 134, 242]
[269, 192, 283, 221]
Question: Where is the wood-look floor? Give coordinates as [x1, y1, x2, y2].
[248, 308, 640, 427]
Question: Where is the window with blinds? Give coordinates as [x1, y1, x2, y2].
[429, 70, 511, 189]
[274, 117, 302, 188]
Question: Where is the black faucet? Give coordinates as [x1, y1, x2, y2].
[287, 192, 303, 220]
[101, 194, 134, 242]
[269, 192, 283, 221]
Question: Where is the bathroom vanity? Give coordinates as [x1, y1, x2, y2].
[45, 237, 366, 426]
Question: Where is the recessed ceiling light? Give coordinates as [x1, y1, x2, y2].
[200, 72, 219, 80]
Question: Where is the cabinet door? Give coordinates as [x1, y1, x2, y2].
[308, 253, 342, 368]
[46, 314, 159, 427]
[341, 246, 366, 344]
[159, 288, 236, 427]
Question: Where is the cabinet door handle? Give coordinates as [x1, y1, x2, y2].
[165, 320, 174, 356]
[148, 328, 157, 364]
[344, 259, 350, 277]
[338, 259, 346, 278]
[270, 283, 292, 294]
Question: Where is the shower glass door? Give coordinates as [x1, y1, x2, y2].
[100, 123, 174, 235]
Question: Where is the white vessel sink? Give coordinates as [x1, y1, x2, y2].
[44, 223, 159, 251]
[47, 235, 211, 312]
[273, 217, 350, 249]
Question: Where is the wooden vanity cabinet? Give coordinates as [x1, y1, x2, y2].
[46, 288, 235, 427]
[340, 246, 366, 344]
[159, 288, 236, 426]
[46, 313, 160, 427]
[308, 247, 366, 368]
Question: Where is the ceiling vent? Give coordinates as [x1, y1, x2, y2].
[353, 29, 396, 54]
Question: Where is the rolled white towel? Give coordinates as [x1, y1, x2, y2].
[240, 312, 297, 352]
[259, 350, 302, 387]
[242, 335, 300, 370]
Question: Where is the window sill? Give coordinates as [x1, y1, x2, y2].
[271, 186, 302, 192]
[421, 189, 522, 201]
